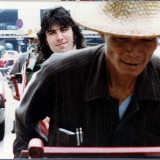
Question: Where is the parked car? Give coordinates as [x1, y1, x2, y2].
[0, 72, 5, 140]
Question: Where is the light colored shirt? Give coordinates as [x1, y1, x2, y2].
[119, 94, 133, 120]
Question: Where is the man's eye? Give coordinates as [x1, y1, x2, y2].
[48, 31, 56, 35]
[116, 37, 128, 41]
[61, 28, 69, 32]
[142, 39, 154, 42]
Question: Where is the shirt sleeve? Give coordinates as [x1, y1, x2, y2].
[13, 64, 54, 158]
[7, 54, 26, 93]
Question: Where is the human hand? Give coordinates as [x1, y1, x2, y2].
[13, 92, 20, 101]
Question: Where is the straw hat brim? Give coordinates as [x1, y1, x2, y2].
[24, 33, 37, 39]
[71, 1, 160, 38]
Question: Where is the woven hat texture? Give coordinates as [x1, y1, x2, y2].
[71, 1, 160, 38]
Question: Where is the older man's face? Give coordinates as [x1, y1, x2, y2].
[105, 36, 158, 77]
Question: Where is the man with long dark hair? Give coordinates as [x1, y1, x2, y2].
[37, 6, 86, 61]
[8, 6, 85, 101]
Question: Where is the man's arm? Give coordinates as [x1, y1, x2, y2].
[13, 64, 54, 158]
[7, 53, 26, 100]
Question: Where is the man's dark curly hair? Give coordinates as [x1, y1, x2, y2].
[37, 6, 86, 61]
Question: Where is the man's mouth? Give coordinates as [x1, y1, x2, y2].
[121, 60, 143, 68]
[123, 61, 139, 66]
[56, 42, 67, 46]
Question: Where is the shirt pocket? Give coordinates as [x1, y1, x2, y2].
[56, 128, 76, 146]
[146, 132, 160, 146]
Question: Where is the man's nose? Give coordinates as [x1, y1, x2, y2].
[56, 31, 63, 41]
[126, 43, 142, 57]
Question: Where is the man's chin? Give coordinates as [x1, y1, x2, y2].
[60, 47, 73, 53]
[121, 71, 142, 77]
[56, 48, 67, 53]
[56, 46, 73, 53]
[60, 49, 68, 53]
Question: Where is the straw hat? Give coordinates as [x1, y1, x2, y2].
[71, 1, 160, 38]
[24, 28, 40, 39]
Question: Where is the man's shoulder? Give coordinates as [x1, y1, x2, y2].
[151, 55, 160, 69]
[41, 44, 105, 74]
[16, 52, 28, 62]
[50, 44, 105, 62]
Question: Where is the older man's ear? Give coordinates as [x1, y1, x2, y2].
[99, 33, 105, 41]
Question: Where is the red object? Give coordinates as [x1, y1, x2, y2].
[9, 74, 21, 97]
[39, 121, 48, 137]
[21, 138, 160, 158]
[28, 138, 44, 158]
[21, 57, 48, 136]
[0, 59, 7, 68]
[16, 19, 23, 29]
[21, 57, 29, 95]
[13, 80, 20, 97]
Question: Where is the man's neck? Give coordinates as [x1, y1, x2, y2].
[106, 65, 137, 105]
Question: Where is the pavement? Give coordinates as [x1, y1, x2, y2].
[0, 77, 20, 158]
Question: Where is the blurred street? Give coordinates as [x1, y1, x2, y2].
[0, 76, 20, 158]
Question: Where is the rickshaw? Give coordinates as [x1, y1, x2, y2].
[9, 71, 48, 137]
[8, 43, 48, 137]
[21, 138, 160, 158]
